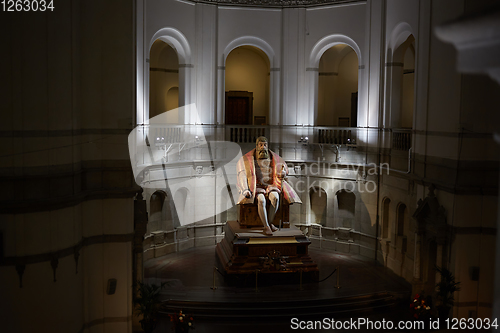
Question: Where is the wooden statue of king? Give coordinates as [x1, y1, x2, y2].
[236, 136, 302, 235]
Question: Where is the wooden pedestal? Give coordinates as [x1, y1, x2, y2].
[216, 221, 318, 283]
[238, 202, 290, 228]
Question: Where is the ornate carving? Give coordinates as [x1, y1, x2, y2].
[413, 184, 449, 244]
[262, 250, 288, 271]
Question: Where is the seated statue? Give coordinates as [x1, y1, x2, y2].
[236, 136, 302, 235]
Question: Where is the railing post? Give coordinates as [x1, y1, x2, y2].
[335, 265, 341, 289]
[298, 269, 304, 291]
[211, 266, 218, 290]
[255, 269, 259, 292]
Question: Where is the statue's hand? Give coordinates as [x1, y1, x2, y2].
[243, 190, 251, 198]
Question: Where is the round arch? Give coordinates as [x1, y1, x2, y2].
[220, 185, 238, 223]
[309, 34, 362, 68]
[396, 202, 407, 236]
[385, 22, 416, 130]
[387, 22, 414, 61]
[219, 36, 278, 125]
[150, 28, 192, 64]
[382, 197, 391, 239]
[145, 27, 193, 123]
[309, 186, 327, 225]
[148, 190, 168, 233]
[308, 35, 363, 127]
[335, 189, 356, 229]
[173, 187, 191, 227]
[222, 36, 275, 66]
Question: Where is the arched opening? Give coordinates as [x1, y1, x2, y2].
[149, 191, 167, 233]
[317, 44, 359, 127]
[149, 39, 179, 120]
[337, 189, 356, 228]
[309, 187, 327, 225]
[173, 188, 189, 227]
[225, 45, 270, 125]
[397, 203, 407, 236]
[220, 185, 237, 223]
[390, 34, 415, 130]
[166, 87, 179, 113]
[401, 38, 415, 129]
[382, 197, 391, 238]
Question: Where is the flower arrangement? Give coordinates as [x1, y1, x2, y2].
[169, 310, 194, 332]
[410, 293, 432, 320]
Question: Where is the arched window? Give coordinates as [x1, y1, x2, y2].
[220, 185, 238, 223]
[309, 187, 327, 225]
[225, 46, 270, 126]
[389, 34, 415, 130]
[401, 41, 415, 129]
[173, 188, 189, 227]
[397, 203, 407, 236]
[382, 198, 391, 238]
[317, 44, 359, 127]
[149, 39, 179, 120]
[149, 191, 167, 233]
[337, 189, 355, 228]
[166, 87, 179, 115]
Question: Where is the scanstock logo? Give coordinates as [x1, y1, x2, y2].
[128, 104, 242, 226]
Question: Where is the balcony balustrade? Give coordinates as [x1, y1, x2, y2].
[226, 125, 268, 143]
[392, 129, 412, 151]
[316, 127, 353, 144]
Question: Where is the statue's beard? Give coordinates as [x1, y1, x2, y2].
[257, 148, 269, 159]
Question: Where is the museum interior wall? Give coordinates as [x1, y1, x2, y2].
[1, 0, 499, 332]
[0, 0, 136, 332]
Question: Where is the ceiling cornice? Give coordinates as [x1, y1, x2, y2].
[188, 0, 365, 9]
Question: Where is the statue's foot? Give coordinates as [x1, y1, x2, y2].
[263, 226, 273, 236]
[270, 224, 278, 232]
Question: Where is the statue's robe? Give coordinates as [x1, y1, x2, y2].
[236, 149, 302, 205]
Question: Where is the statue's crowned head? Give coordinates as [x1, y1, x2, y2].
[256, 136, 269, 159]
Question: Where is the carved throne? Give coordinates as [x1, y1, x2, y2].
[238, 201, 290, 228]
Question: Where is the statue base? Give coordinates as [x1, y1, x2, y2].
[238, 202, 290, 228]
[216, 221, 318, 285]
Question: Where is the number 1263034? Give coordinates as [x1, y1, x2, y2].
[2, 0, 54, 12]
[445, 318, 498, 330]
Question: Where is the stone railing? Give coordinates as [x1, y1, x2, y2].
[225, 125, 268, 143]
[131, 124, 363, 149]
[294, 223, 378, 257]
[143, 223, 225, 260]
[392, 129, 412, 151]
[147, 125, 183, 145]
[315, 127, 356, 144]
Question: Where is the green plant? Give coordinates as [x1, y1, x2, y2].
[133, 281, 167, 333]
[435, 266, 461, 308]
